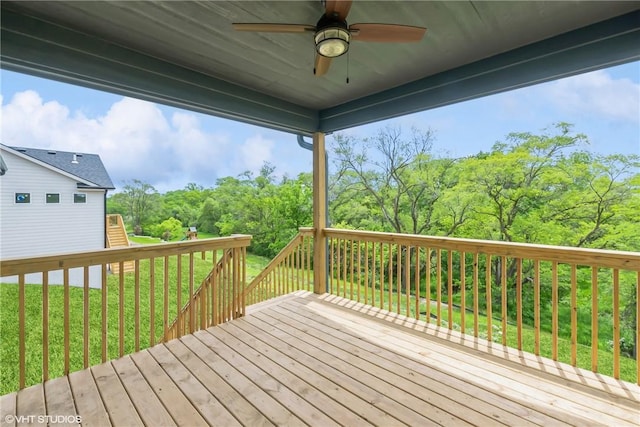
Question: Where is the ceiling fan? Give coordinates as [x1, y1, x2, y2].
[232, 0, 427, 76]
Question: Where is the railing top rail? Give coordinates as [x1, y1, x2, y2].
[324, 228, 640, 271]
[0, 235, 252, 276]
[298, 227, 314, 236]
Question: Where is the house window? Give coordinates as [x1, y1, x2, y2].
[15, 193, 30, 204]
[74, 193, 87, 204]
[46, 193, 60, 204]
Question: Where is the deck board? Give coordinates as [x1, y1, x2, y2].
[286, 296, 639, 425]
[43, 377, 79, 427]
[3, 291, 639, 426]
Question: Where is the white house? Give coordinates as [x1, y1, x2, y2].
[0, 144, 115, 266]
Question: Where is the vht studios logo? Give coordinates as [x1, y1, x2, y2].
[4, 415, 83, 424]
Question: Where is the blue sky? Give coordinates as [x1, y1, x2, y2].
[1, 61, 638, 193]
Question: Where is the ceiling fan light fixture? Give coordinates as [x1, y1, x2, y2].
[314, 25, 350, 58]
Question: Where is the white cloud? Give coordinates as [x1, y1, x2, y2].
[0, 90, 253, 191]
[238, 134, 275, 172]
[545, 69, 640, 123]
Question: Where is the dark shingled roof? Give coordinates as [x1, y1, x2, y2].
[8, 146, 115, 189]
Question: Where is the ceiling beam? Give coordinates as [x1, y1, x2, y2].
[0, 8, 319, 135]
[319, 10, 640, 133]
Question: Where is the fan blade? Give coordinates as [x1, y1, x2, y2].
[325, 0, 353, 21]
[350, 24, 427, 42]
[314, 54, 332, 77]
[232, 23, 315, 33]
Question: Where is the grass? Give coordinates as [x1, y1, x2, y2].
[127, 231, 218, 245]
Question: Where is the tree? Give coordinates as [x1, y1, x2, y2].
[464, 123, 585, 242]
[198, 198, 220, 234]
[120, 179, 161, 234]
[149, 217, 184, 241]
[331, 126, 468, 235]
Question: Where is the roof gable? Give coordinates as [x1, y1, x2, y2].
[2, 145, 115, 189]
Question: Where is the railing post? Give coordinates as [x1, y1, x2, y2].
[313, 131, 327, 294]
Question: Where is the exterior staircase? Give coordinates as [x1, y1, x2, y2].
[106, 214, 135, 274]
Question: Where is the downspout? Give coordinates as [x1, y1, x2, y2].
[298, 135, 329, 292]
[104, 191, 108, 249]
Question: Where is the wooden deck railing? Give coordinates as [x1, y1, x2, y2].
[165, 247, 242, 340]
[323, 228, 640, 385]
[243, 227, 315, 305]
[0, 235, 251, 392]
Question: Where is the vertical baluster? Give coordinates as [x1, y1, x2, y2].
[460, 252, 466, 334]
[340, 239, 345, 298]
[241, 246, 247, 317]
[415, 246, 420, 320]
[473, 253, 479, 337]
[235, 248, 241, 317]
[64, 268, 70, 375]
[371, 242, 377, 307]
[288, 250, 293, 294]
[516, 258, 522, 351]
[357, 240, 362, 303]
[307, 236, 311, 287]
[534, 260, 540, 355]
[212, 251, 218, 326]
[447, 250, 453, 329]
[552, 261, 558, 360]
[396, 244, 401, 314]
[591, 266, 598, 372]
[226, 251, 231, 321]
[501, 256, 507, 346]
[102, 264, 107, 362]
[293, 243, 300, 290]
[83, 266, 90, 368]
[19, 273, 25, 389]
[177, 255, 182, 337]
[436, 249, 442, 325]
[201, 277, 208, 330]
[350, 239, 354, 300]
[426, 248, 431, 323]
[119, 264, 125, 357]
[43, 272, 49, 382]
[405, 245, 410, 317]
[190, 253, 195, 333]
[485, 255, 492, 342]
[379, 242, 384, 310]
[613, 269, 620, 379]
[364, 241, 369, 305]
[388, 243, 393, 312]
[150, 257, 156, 346]
[571, 264, 577, 366]
[329, 238, 338, 295]
[135, 259, 140, 352]
[164, 256, 169, 340]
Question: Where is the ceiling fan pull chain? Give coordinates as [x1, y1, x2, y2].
[346, 50, 350, 84]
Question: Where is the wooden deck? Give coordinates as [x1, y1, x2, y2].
[1, 291, 638, 427]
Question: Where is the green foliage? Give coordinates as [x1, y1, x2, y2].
[148, 217, 184, 241]
[108, 163, 313, 258]
[107, 179, 161, 234]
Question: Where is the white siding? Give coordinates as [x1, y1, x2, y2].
[0, 150, 106, 259]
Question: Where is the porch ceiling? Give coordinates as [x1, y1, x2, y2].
[1, 1, 639, 135]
